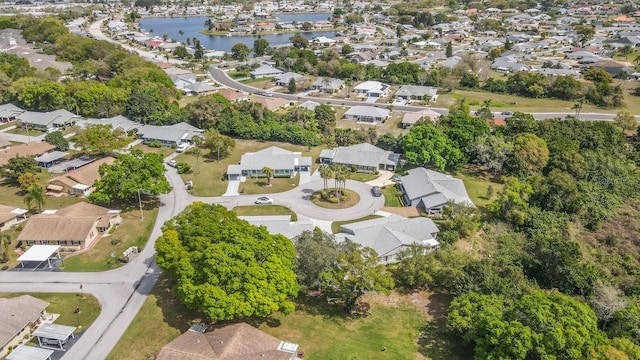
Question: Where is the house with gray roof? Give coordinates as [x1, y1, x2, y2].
[399, 167, 474, 214]
[185, 82, 216, 96]
[78, 115, 142, 133]
[335, 215, 439, 264]
[17, 109, 79, 131]
[395, 85, 438, 102]
[344, 106, 390, 123]
[250, 64, 284, 78]
[137, 122, 203, 147]
[274, 72, 307, 87]
[491, 59, 530, 73]
[238, 216, 313, 239]
[0, 103, 24, 123]
[226, 146, 311, 180]
[311, 77, 344, 93]
[319, 143, 400, 172]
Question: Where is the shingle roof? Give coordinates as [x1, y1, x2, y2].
[0, 142, 56, 167]
[0, 103, 24, 119]
[329, 143, 399, 168]
[344, 106, 389, 119]
[0, 204, 27, 226]
[0, 295, 49, 348]
[156, 323, 298, 360]
[49, 157, 115, 188]
[400, 167, 474, 209]
[240, 146, 311, 171]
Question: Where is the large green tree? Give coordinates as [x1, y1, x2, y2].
[44, 130, 69, 151]
[186, 93, 231, 130]
[321, 241, 394, 313]
[403, 123, 464, 171]
[203, 129, 235, 161]
[74, 124, 129, 155]
[253, 38, 269, 57]
[155, 202, 299, 320]
[448, 290, 605, 360]
[89, 149, 172, 204]
[508, 133, 549, 176]
[2, 156, 41, 182]
[230, 43, 250, 61]
[293, 229, 339, 292]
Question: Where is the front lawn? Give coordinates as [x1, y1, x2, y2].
[107, 273, 463, 360]
[240, 175, 299, 195]
[457, 167, 503, 208]
[233, 205, 297, 221]
[0, 173, 85, 209]
[382, 185, 403, 207]
[174, 140, 324, 197]
[0, 293, 100, 332]
[62, 204, 159, 272]
[349, 172, 379, 182]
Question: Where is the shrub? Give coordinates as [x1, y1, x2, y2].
[118, 255, 129, 263]
[146, 140, 163, 148]
[110, 238, 122, 246]
[1, 265, 8, 271]
[340, 195, 348, 201]
[328, 197, 339, 203]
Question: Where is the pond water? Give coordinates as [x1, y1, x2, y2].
[138, 14, 336, 52]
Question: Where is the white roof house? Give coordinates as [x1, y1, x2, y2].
[17, 109, 79, 131]
[399, 167, 474, 214]
[226, 146, 312, 180]
[311, 77, 344, 93]
[137, 122, 203, 146]
[274, 72, 307, 86]
[395, 85, 438, 101]
[344, 106, 390, 123]
[0, 103, 24, 122]
[319, 143, 400, 172]
[250, 64, 284, 78]
[335, 215, 440, 264]
[353, 81, 390, 98]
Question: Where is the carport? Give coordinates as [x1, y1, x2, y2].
[6, 345, 54, 360]
[33, 323, 76, 350]
[17, 245, 61, 269]
[34, 151, 69, 168]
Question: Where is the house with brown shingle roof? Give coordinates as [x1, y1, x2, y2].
[215, 89, 249, 102]
[250, 96, 290, 111]
[156, 323, 299, 360]
[0, 142, 55, 167]
[17, 202, 122, 251]
[0, 295, 49, 358]
[48, 157, 115, 197]
[0, 204, 28, 232]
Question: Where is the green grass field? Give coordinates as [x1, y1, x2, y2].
[232, 205, 297, 221]
[239, 175, 300, 195]
[457, 167, 503, 209]
[0, 293, 100, 332]
[383, 185, 403, 207]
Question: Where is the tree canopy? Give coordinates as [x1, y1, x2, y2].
[73, 124, 129, 155]
[155, 202, 299, 320]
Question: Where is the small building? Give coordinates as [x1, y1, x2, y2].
[157, 323, 299, 360]
[344, 106, 390, 123]
[17, 202, 122, 251]
[215, 89, 248, 102]
[32, 323, 76, 350]
[299, 100, 320, 111]
[401, 109, 440, 129]
[353, 81, 390, 98]
[310, 77, 344, 93]
[6, 345, 54, 360]
[250, 64, 284, 78]
[0, 142, 56, 167]
[0, 103, 24, 123]
[0, 204, 28, 232]
[319, 143, 400, 172]
[34, 151, 69, 168]
[395, 85, 438, 102]
[399, 167, 474, 214]
[137, 122, 204, 147]
[335, 215, 439, 264]
[0, 295, 49, 358]
[48, 157, 116, 197]
[16, 245, 61, 269]
[274, 72, 307, 87]
[17, 109, 79, 132]
[227, 146, 311, 180]
[250, 96, 290, 111]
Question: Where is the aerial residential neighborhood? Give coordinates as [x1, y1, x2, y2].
[1, 0, 640, 359]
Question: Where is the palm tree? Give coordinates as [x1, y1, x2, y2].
[178, 29, 184, 38]
[572, 97, 586, 119]
[262, 167, 274, 186]
[190, 147, 202, 174]
[0, 233, 10, 263]
[319, 164, 333, 191]
[24, 185, 46, 213]
[66, 97, 79, 115]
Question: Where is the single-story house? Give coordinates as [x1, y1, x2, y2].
[185, 82, 216, 96]
[311, 77, 344, 93]
[238, 215, 314, 239]
[157, 323, 299, 360]
[250, 64, 284, 78]
[0, 204, 28, 232]
[0, 142, 56, 167]
[274, 72, 307, 87]
[319, 143, 400, 172]
[401, 109, 440, 129]
[48, 157, 115, 197]
[77, 115, 142, 133]
[491, 59, 530, 73]
[227, 146, 311, 180]
[343, 106, 390, 123]
[0, 295, 49, 358]
[215, 89, 248, 102]
[312, 36, 336, 46]
[299, 100, 320, 111]
[17, 109, 79, 131]
[137, 122, 204, 147]
[17, 202, 122, 251]
[250, 96, 290, 111]
[395, 85, 438, 102]
[353, 81, 390, 98]
[0, 103, 24, 123]
[399, 167, 474, 214]
[335, 215, 440, 264]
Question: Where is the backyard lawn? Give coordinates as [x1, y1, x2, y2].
[0, 292, 101, 332]
[382, 185, 403, 207]
[0, 173, 85, 210]
[457, 167, 503, 208]
[232, 205, 297, 221]
[62, 205, 159, 272]
[107, 274, 464, 360]
[332, 215, 381, 233]
[174, 140, 324, 197]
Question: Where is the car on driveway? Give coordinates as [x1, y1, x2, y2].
[255, 196, 274, 204]
[167, 160, 177, 167]
[501, 110, 514, 116]
[371, 186, 382, 197]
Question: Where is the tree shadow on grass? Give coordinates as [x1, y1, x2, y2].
[417, 293, 472, 360]
[153, 275, 209, 333]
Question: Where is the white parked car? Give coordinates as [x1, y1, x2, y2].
[167, 160, 177, 167]
[176, 143, 189, 153]
[255, 196, 273, 204]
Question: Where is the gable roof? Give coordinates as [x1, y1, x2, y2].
[138, 123, 203, 143]
[344, 106, 389, 119]
[156, 323, 298, 360]
[49, 157, 115, 188]
[396, 85, 438, 98]
[240, 146, 311, 170]
[400, 167, 474, 209]
[326, 143, 400, 168]
[0, 142, 56, 167]
[0, 204, 28, 225]
[250, 97, 289, 111]
[0, 103, 24, 119]
[0, 295, 49, 348]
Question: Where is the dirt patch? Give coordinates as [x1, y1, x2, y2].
[382, 206, 422, 217]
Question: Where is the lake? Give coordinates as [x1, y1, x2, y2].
[138, 14, 336, 52]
